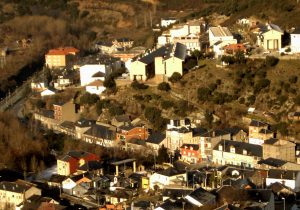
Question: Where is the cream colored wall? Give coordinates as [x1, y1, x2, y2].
[165, 57, 183, 77]
[212, 150, 258, 167]
[130, 61, 147, 81]
[46, 55, 66, 68]
[263, 143, 295, 162]
[0, 190, 23, 207]
[263, 30, 282, 50]
[155, 57, 165, 75]
[57, 160, 70, 176]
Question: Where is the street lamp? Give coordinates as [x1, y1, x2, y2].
[282, 197, 285, 210]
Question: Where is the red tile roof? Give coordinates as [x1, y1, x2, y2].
[46, 47, 79, 56]
[224, 44, 246, 52]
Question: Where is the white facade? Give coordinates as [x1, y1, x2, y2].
[41, 89, 55, 97]
[266, 178, 296, 190]
[86, 81, 106, 95]
[161, 18, 177, 28]
[291, 33, 300, 53]
[208, 27, 236, 46]
[174, 34, 201, 51]
[170, 25, 189, 38]
[149, 172, 187, 189]
[212, 149, 259, 168]
[249, 138, 264, 145]
[80, 64, 106, 86]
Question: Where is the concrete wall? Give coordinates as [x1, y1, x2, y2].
[130, 61, 147, 81]
[291, 34, 300, 53]
[80, 64, 106, 86]
[165, 57, 183, 77]
[262, 30, 282, 50]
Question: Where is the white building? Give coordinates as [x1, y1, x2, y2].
[291, 28, 300, 53]
[79, 64, 107, 86]
[130, 43, 187, 81]
[41, 88, 56, 97]
[149, 167, 187, 189]
[85, 80, 106, 95]
[266, 169, 300, 191]
[212, 140, 262, 168]
[161, 18, 177, 28]
[173, 34, 201, 51]
[208, 26, 237, 47]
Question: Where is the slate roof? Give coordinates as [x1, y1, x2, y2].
[139, 46, 170, 64]
[146, 131, 166, 144]
[0, 181, 32, 193]
[258, 158, 287, 167]
[173, 42, 187, 60]
[157, 167, 184, 177]
[157, 198, 194, 210]
[162, 188, 193, 199]
[181, 144, 200, 151]
[223, 127, 245, 136]
[84, 124, 115, 140]
[118, 125, 136, 131]
[60, 121, 75, 130]
[249, 119, 269, 127]
[114, 114, 132, 123]
[192, 127, 208, 137]
[92, 71, 106, 77]
[48, 174, 67, 183]
[294, 112, 300, 117]
[209, 26, 233, 37]
[186, 187, 216, 204]
[41, 109, 54, 119]
[137, 43, 187, 64]
[264, 138, 279, 145]
[75, 118, 95, 128]
[214, 140, 263, 157]
[78, 161, 103, 171]
[267, 169, 298, 180]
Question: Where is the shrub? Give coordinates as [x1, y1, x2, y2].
[289, 75, 298, 84]
[103, 76, 116, 89]
[247, 95, 256, 105]
[158, 82, 171, 91]
[80, 92, 99, 105]
[278, 95, 288, 105]
[144, 106, 166, 130]
[254, 79, 270, 94]
[131, 81, 149, 90]
[169, 72, 182, 83]
[197, 87, 212, 102]
[239, 97, 245, 104]
[294, 95, 300, 105]
[161, 100, 174, 110]
[109, 105, 124, 116]
[96, 99, 110, 114]
[265, 56, 279, 67]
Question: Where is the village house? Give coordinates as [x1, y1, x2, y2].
[130, 43, 187, 82]
[31, 81, 46, 92]
[0, 180, 41, 209]
[45, 47, 79, 69]
[149, 167, 187, 189]
[248, 120, 274, 145]
[291, 28, 300, 53]
[95, 41, 118, 54]
[256, 23, 283, 51]
[262, 138, 296, 162]
[116, 125, 148, 142]
[185, 187, 216, 208]
[62, 174, 92, 195]
[85, 80, 106, 95]
[57, 151, 99, 176]
[34, 109, 58, 130]
[161, 18, 177, 28]
[53, 101, 80, 122]
[74, 119, 94, 139]
[111, 115, 132, 128]
[266, 169, 300, 192]
[53, 75, 72, 90]
[199, 129, 231, 161]
[173, 34, 201, 52]
[258, 157, 300, 171]
[165, 119, 200, 153]
[212, 140, 262, 168]
[79, 64, 107, 86]
[112, 38, 134, 50]
[82, 123, 116, 147]
[145, 131, 167, 154]
[208, 26, 237, 48]
[180, 144, 201, 164]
